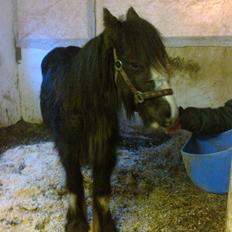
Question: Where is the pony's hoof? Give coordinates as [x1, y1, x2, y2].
[65, 221, 89, 232]
[91, 222, 118, 232]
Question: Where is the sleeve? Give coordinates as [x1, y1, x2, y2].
[179, 99, 232, 135]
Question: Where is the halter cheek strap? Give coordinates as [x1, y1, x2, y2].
[113, 49, 173, 104]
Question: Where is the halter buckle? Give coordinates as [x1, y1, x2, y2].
[114, 60, 123, 71]
[134, 91, 144, 104]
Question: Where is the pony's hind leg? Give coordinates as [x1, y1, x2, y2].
[57, 143, 89, 232]
[92, 153, 117, 232]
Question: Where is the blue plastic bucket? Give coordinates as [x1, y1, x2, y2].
[181, 129, 232, 194]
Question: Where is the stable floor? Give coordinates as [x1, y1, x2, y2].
[0, 122, 227, 232]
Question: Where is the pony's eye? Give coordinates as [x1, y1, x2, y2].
[129, 62, 143, 71]
[145, 79, 154, 84]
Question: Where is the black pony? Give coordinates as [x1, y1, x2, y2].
[40, 7, 179, 232]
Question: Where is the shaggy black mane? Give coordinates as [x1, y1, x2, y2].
[114, 13, 169, 72]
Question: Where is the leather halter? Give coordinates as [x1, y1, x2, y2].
[113, 49, 173, 104]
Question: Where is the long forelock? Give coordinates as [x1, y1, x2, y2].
[121, 17, 169, 73]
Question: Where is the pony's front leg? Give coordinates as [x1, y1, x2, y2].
[92, 153, 117, 232]
[58, 143, 89, 232]
[65, 165, 89, 232]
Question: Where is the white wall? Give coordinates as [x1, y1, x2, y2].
[17, 0, 95, 48]
[0, 0, 20, 126]
[1, 0, 232, 125]
[17, 0, 95, 123]
[96, 0, 232, 37]
[168, 47, 232, 108]
[18, 49, 48, 123]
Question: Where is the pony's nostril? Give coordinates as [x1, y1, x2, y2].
[151, 122, 160, 129]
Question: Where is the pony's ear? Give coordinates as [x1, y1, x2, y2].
[103, 8, 120, 47]
[103, 8, 118, 28]
[126, 7, 140, 20]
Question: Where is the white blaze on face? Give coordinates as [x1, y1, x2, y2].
[150, 68, 179, 124]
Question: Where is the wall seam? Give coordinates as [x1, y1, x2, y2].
[87, 0, 96, 39]
[14, 0, 23, 121]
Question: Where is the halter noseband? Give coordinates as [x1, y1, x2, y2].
[113, 49, 173, 104]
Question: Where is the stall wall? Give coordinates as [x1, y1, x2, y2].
[17, 0, 95, 123]
[17, 0, 95, 49]
[96, 0, 232, 37]
[168, 47, 232, 108]
[0, 0, 20, 126]
[1, 0, 232, 125]
[96, 0, 232, 108]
